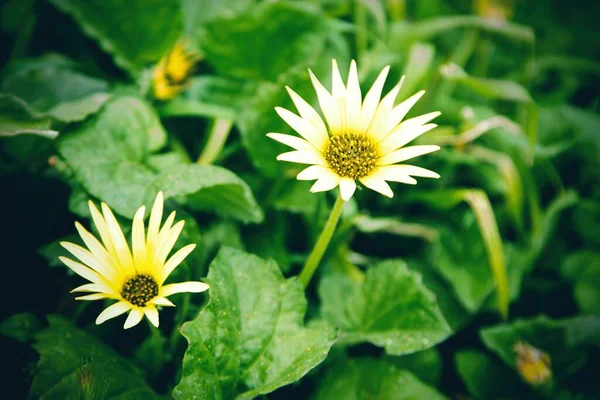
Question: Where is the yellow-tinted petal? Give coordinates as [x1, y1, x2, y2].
[59, 256, 107, 285]
[339, 177, 357, 201]
[147, 192, 164, 252]
[358, 66, 390, 132]
[277, 150, 326, 165]
[132, 206, 148, 272]
[378, 145, 440, 166]
[379, 124, 438, 154]
[96, 301, 131, 325]
[150, 296, 176, 307]
[101, 203, 135, 275]
[359, 176, 394, 198]
[285, 86, 328, 149]
[123, 308, 144, 329]
[366, 78, 404, 141]
[60, 241, 116, 281]
[161, 281, 209, 297]
[309, 69, 342, 133]
[266, 133, 316, 152]
[161, 244, 196, 283]
[310, 174, 340, 193]
[296, 165, 334, 181]
[345, 60, 362, 130]
[143, 306, 160, 328]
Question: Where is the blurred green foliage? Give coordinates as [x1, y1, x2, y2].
[1, 0, 599, 399]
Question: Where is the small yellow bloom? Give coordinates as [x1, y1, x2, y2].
[268, 60, 441, 201]
[513, 341, 552, 385]
[474, 0, 513, 22]
[59, 192, 209, 329]
[152, 41, 199, 100]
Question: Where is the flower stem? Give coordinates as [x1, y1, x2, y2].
[299, 194, 345, 288]
[196, 118, 233, 164]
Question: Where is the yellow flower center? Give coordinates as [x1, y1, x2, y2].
[121, 274, 159, 307]
[324, 132, 378, 180]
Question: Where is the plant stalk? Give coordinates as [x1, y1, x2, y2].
[196, 118, 233, 164]
[299, 195, 345, 288]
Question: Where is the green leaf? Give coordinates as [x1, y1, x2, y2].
[271, 180, 321, 217]
[199, 2, 331, 81]
[31, 316, 159, 399]
[237, 40, 348, 177]
[430, 210, 494, 313]
[0, 312, 41, 343]
[455, 350, 532, 400]
[414, 189, 509, 318]
[397, 42, 436, 103]
[156, 164, 264, 224]
[1, 55, 110, 123]
[561, 251, 600, 315]
[386, 348, 443, 387]
[181, 0, 252, 52]
[481, 316, 600, 381]
[174, 247, 337, 400]
[388, 16, 534, 51]
[157, 76, 254, 120]
[404, 258, 470, 331]
[49, 0, 181, 76]
[57, 96, 262, 222]
[0, 93, 57, 139]
[314, 358, 447, 400]
[319, 259, 450, 355]
[440, 64, 538, 158]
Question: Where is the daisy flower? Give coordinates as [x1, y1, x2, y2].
[268, 60, 441, 201]
[514, 341, 552, 385]
[152, 40, 199, 100]
[59, 192, 209, 329]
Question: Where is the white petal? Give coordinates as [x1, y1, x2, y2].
[266, 133, 315, 151]
[388, 165, 441, 179]
[71, 283, 111, 293]
[161, 281, 210, 296]
[275, 107, 326, 149]
[331, 59, 346, 98]
[359, 176, 394, 198]
[285, 86, 328, 149]
[384, 90, 426, 133]
[345, 60, 362, 130]
[74, 222, 117, 273]
[132, 206, 147, 269]
[358, 65, 390, 132]
[60, 241, 115, 280]
[88, 202, 117, 256]
[366, 77, 405, 141]
[147, 192, 164, 251]
[101, 203, 135, 275]
[154, 220, 185, 268]
[378, 145, 440, 165]
[124, 308, 144, 329]
[296, 165, 334, 181]
[143, 306, 160, 328]
[369, 167, 417, 184]
[309, 69, 342, 133]
[76, 293, 111, 301]
[277, 150, 326, 165]
[150, 296, 176, 307]
[379, 122, 438, 152]
[310, 174, 340, 193]
[161, 244, 196, 283]
[339, 177, 357, 201]
[96, 301, 131, 325]
[59, 257, 106, 285]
